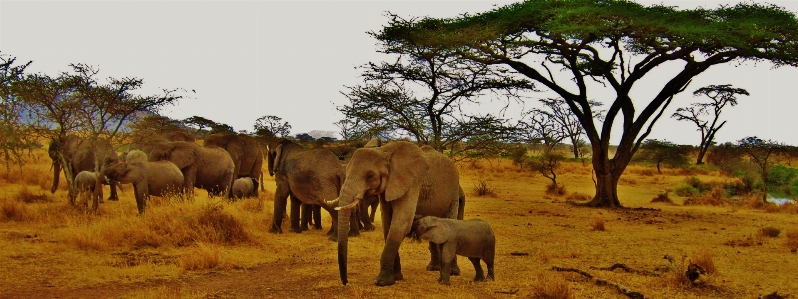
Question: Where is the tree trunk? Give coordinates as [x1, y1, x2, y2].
[696, 147, 707, 165]
[584, 152, 624, 208]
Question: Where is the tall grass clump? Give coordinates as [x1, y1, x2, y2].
[16, 185, 51, 203]
[545, 182, 567, 196]
[759, 226, 781, 238]
[1, 198, 34, 222]
[473, 178, 497, 197]
[590, 216, 605, 231]
[651, 190, 673, 203]
[196, 204, 249, 245]
[179, 242, 221, 271]
[531, 274, 573, 299]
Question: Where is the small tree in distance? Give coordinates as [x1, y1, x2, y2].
[633, 139, 691, 174]
[672, 84, 748, 165]
[738, 136, 786, 203]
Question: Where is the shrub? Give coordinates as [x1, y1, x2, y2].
[1, 199, 33, 222]
[691, 249, 717, 275]
[651, 191, 673, 203]
[759, 226, 781, 238]
[673, 184, 699, 197]
[545, 182, 567, 196]
[531, 274, 573, 299]
[473, 179, 497, 197]
[196, 204, 249, 245]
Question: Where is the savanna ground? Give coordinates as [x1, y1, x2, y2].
[1, 148, 797, 299]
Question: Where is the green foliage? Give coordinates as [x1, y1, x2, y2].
[673, 184, 700, 197]
[633, 139, 692, 173]
[707, 142, 746, 175]
[0, 53, 34, 173]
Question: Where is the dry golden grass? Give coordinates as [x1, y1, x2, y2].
[531, 273, 573, 299]
[590, 216, 605, 231]
[1, 150, 797, 298]
[759, 226, 782, 238]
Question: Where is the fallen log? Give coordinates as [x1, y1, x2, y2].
[552, 266, 645, 299]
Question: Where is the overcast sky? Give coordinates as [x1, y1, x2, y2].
[2, 0, 798, 146]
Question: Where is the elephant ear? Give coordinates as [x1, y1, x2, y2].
[419, 217, 450, 244]
[167, 142, 196, 169]
[383, 141, 429, 202]
[273, 143, 284, 173]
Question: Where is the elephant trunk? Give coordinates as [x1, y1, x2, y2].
[51, 160, 61, 194]
[337, 192, 361, 285]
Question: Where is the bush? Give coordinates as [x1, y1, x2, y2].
[566, 192, 590, 202]
[651, 191, 673, 203]
[196, 204, 249, 245]
[473, 179, 497, 197]
[673, 184, 699, 197]
[691, 249, 717, 275]
[759, 226, 781, 238]
[786, 230, 798, 250]
[545, 182, 567, 196]
[684, 186, 728, 206]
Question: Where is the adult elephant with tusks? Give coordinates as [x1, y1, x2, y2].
[48, 135, 119, 202]
[267, 139, 358, 239]
[329, 141, 465, 286]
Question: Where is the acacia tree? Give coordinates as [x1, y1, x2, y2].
[340, 24, 533, 154]
[16, 65, 180, 205]
[381, 1, 798, 207]
[0, 54, 33, 174]
[673, 84, 748, 165]
[253, 115, 291, 138]
[738, 136, 785, 203]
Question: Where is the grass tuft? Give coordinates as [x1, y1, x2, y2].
[759, 226, 781, 238]
[179, 242, 220, 271]
[531, 274, 573, 299]
[545, 182, 567, 196]
[786, 229, 798, 251]
[650, 190, 673, 204]
[196, 204, 249, 245]
[16, 185, 52, 203]
[590, 216, 605, 231]
[473, 178, 497, 197]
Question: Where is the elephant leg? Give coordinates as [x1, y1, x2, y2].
[183, 166, 197, 201]
[269, 184, 290, 233]
[107, 180, 119, 201]
[133, 183, 147, 214]
[427, 242, 441, 271]
[438, 243, 455, 285]
[349, 207, 360, 237]
[300, 203, 311, 231]
[289, 194, 302, 233]
[312, 204, 322, 230]
[374, 196, 415, 286]
[469, 257, 485, 282]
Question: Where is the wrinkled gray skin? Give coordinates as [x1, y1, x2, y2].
[334, 141, 466, 286]
[414, 216, 495, 285]
[49, 135, 119, 202]
[232, 177, 259, 199]
[267, 139, 358, 239]
[149, 141, 235, 198]
[103, 152, 184, 214]
[75, 171, 103, 209]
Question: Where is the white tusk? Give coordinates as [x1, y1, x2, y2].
[334, 198, 361, 211]
[326, 198, 339, 206]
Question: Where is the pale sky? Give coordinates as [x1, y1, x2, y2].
[2, 0, 798, 146]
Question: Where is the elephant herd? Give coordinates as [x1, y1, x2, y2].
[50, 134, 496, 287]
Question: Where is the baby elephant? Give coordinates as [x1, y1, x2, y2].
[75, 171, 103, 209]
[232, 177, 259, 199]
[414, 216, 496, 285]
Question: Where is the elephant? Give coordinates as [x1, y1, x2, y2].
[102, 150, 184, 214]
[129, 130, 196, 155]
[203, 132, 264, 198]
[148, 141, 235, 198]
[75, 171, 103, 209]
[329, 146, 358, 161]
[357, 195, 380, 232]
[413, 216, 495, 285]
[232, 177, 258, 199]
[331, 141, 466, 286]
[266, 139, 358, 238]
[48, 135, 119, 202]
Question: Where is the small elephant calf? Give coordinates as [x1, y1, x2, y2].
[75, 171, 103, 208]
[232, 177, 258, 199]
[414, 216, 496, 285]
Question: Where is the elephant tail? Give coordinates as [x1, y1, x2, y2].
[457, 185, 465, 220]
